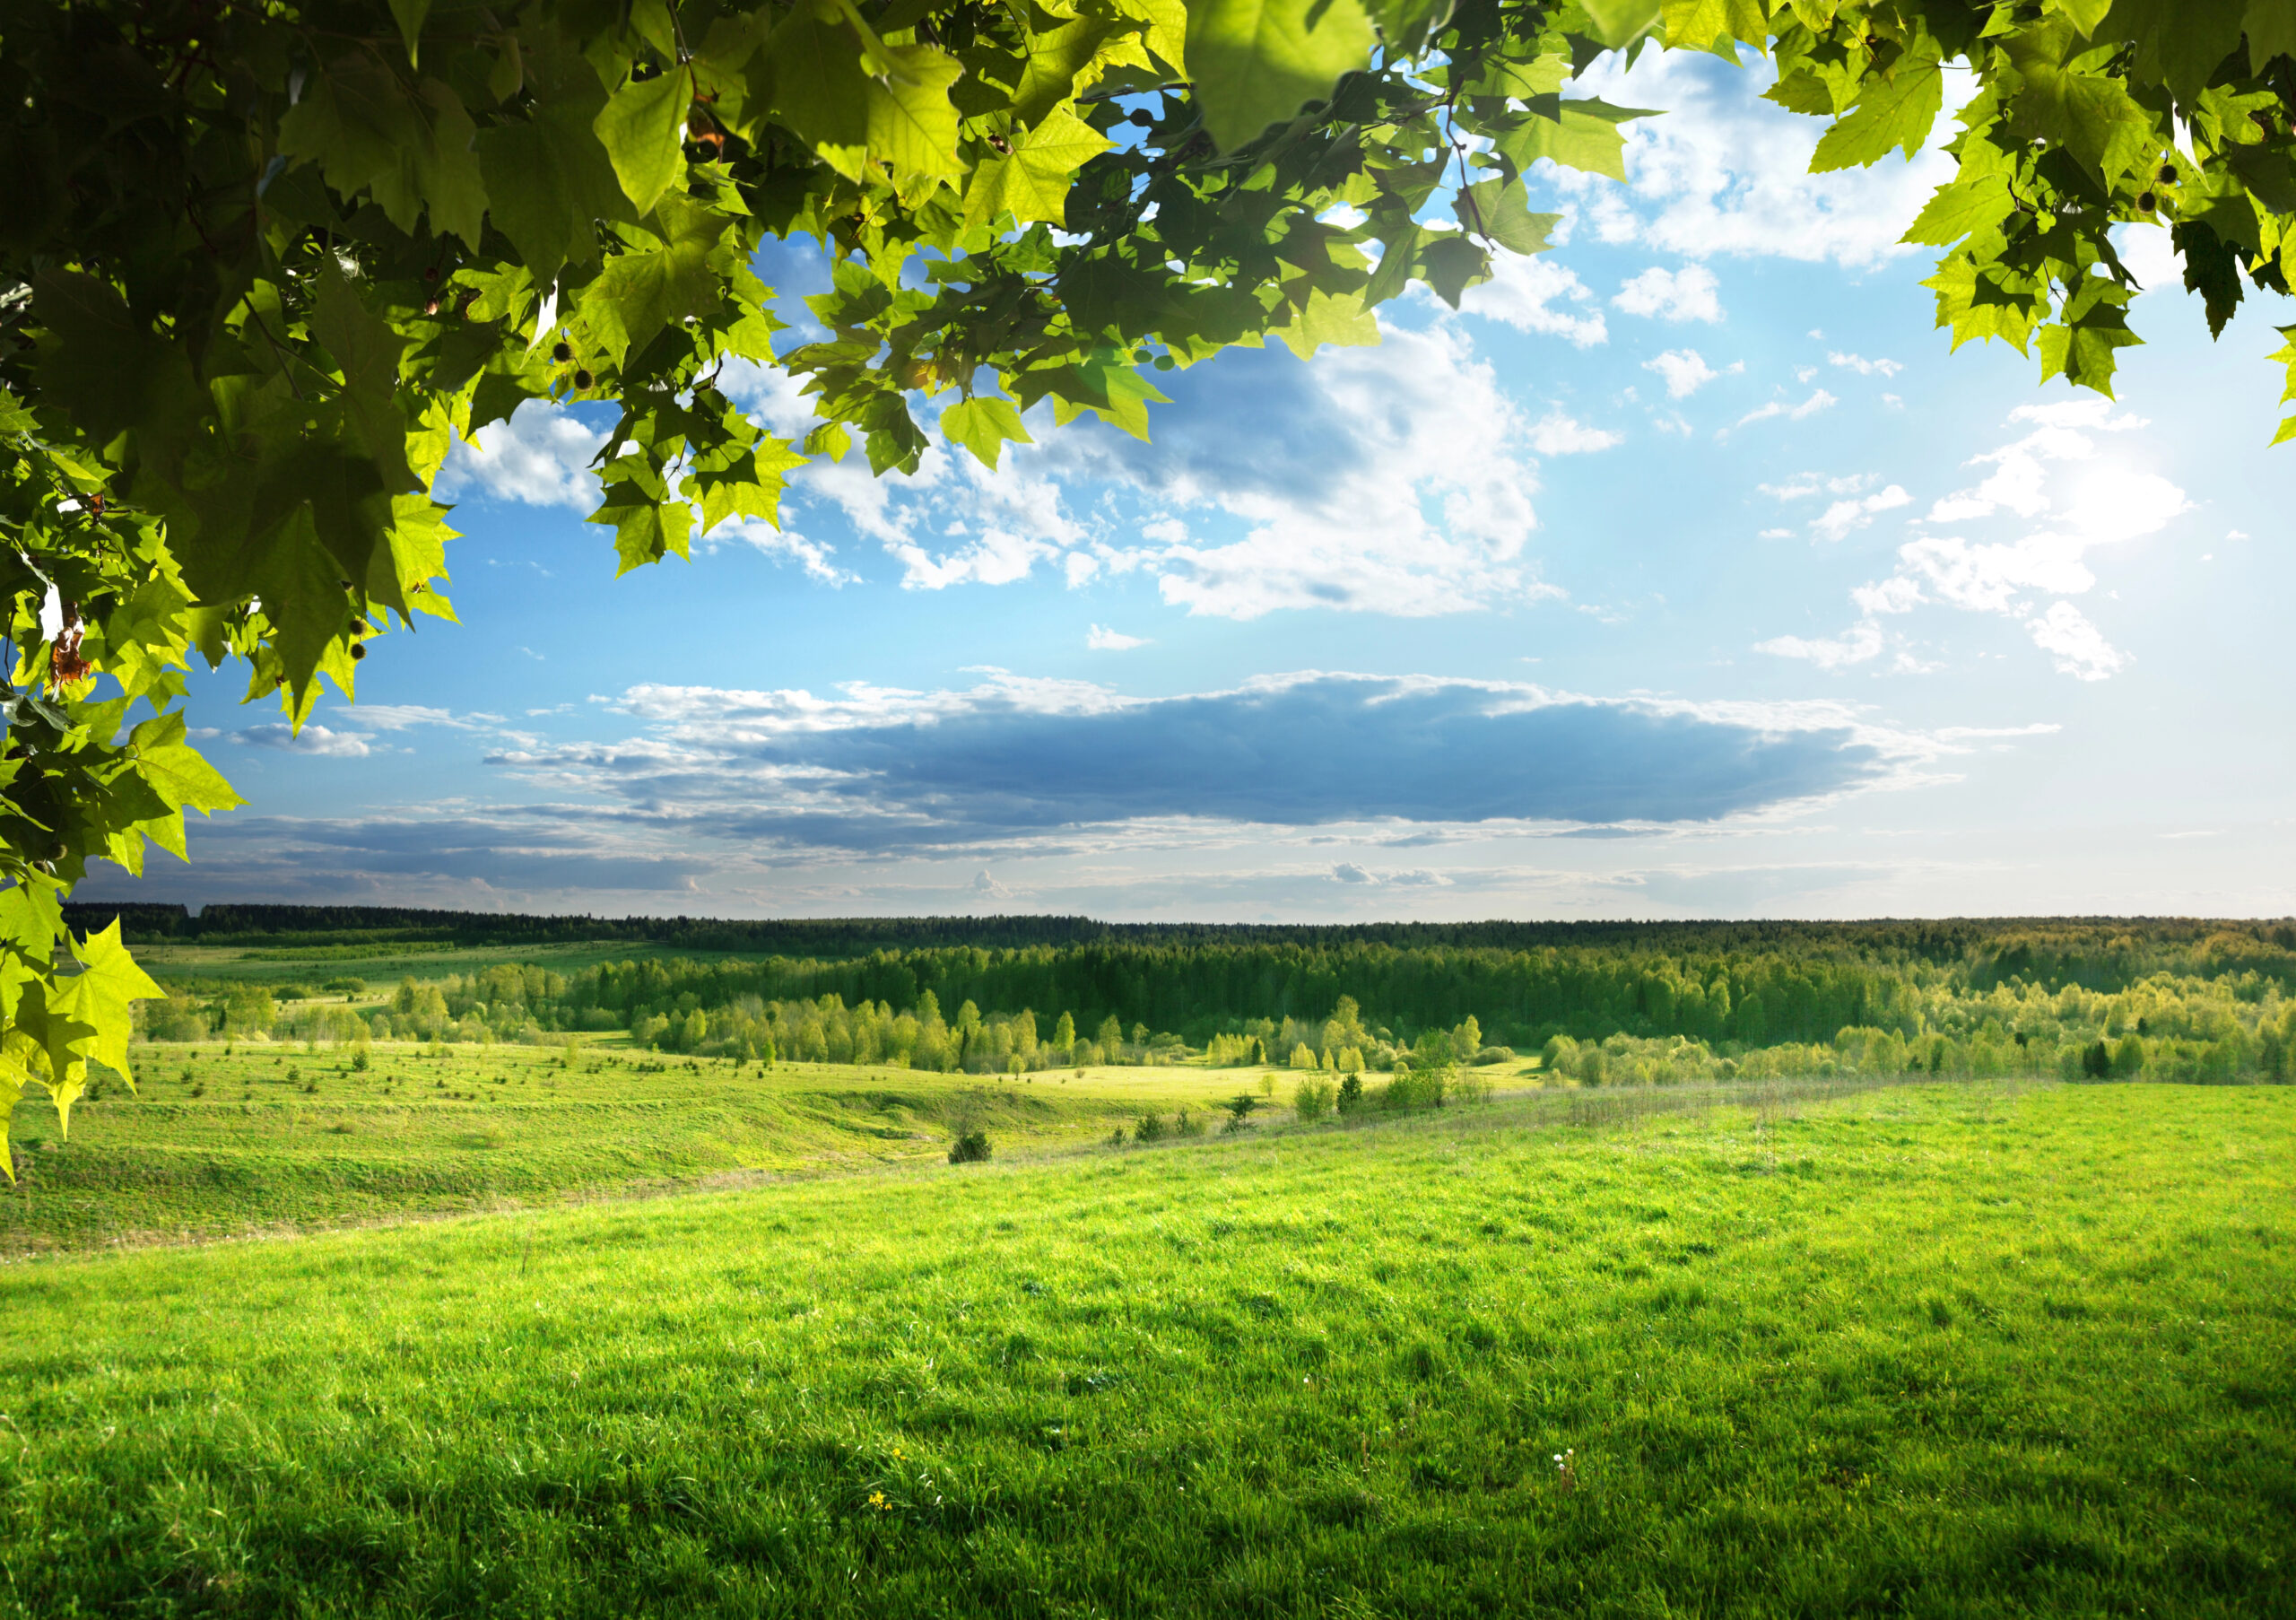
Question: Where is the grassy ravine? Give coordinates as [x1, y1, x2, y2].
[0, 1084, 2288, 1616]
[4, 1046, 1274, 1255]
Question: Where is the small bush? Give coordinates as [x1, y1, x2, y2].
[948, 1128, 993, 1164]
[1175, 1108, 1206, 1137]
[1335, 1073, 1364, 1113]
[1382, 1065, 1449, 1111]
[1133, 1112, 1168, 1143]
[352, 1051, 370, 1072]
[1293, 1077, 1337, 1121]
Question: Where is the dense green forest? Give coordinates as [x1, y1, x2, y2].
[114, 908, 2296, 1087]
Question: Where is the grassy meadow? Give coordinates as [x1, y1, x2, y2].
[4, 1040, 1301, 1255]
[0, 1079, 2289, 1616]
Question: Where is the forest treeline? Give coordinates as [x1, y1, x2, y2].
[135, 919, 2296, 1086]
[66, 902, 2296, 970]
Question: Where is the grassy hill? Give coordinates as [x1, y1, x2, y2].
[4, 1042, 1285, 1255]
[0, 1080, 2288, 1616]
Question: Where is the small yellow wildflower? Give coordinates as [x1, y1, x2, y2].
[867, 1492, 889, 1511]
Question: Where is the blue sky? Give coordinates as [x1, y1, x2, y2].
[91, 51, 2296, 921]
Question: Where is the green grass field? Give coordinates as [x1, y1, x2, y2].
[5, 1042, 1297, 1254]
[0, 1079, 2288, 1616]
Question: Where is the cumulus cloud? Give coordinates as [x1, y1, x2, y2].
[1038, 327, 1561, 619]
[1643, 348, 1738, 398]
[1810, 484, 1911, 544]
[1613, 265, 1723, 323]
[485, 672, 1900, 854]
[230, 725, 374, 757]
[1828, 352, 1903, 378]
[436, 401, 609, 511]
[1549, 48, 1968, 271]
[1457, 254, 1608, 345]
[2025, 601, 2130, 681]
[1757, 401, 2184, 680]
[1528, 409, 1623, 454]
[1754, 622, 1883, 671]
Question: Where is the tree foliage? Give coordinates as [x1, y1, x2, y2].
[4, 0, 2295, 1165]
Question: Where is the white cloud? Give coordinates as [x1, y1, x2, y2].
[1528, 409, 1623, 454]
[1457, 254, 1608, 345]
[1643, 348, 1738, 399]
[1734, 390, 1837, 429]
[708, 519, 858, 584]
[1613, 265, 1723, 323]
[1828, 352, 1903, 378]
[336, 705, 497, 732]
[1850, 576, 1923, 616]
[2026, 602, 2129, 681]
[1552, 49, 1969, 272]
[231, 724, 372, 757]
[1761, 472, 1876, 501]
[1755, 621, 1883, 670]
[1088, 624, 1151, 649]
[1048, 324, 1564, 619]
[1810, 484, 1910, 543]
[436, 401, 608, 511]
[1762, 403, 2183, 681]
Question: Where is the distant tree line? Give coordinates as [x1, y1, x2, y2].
[127, 922, 2296, 1085]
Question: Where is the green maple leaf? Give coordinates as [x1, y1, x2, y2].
[962, 104, 1113, 229]
[2252, 0, 2296, 70]
[31, 270, 203, 446]
[1495, 98, 1658, 183]
[0, 884, 63, 961]
[1901, 175, 2016, 246]
[590, 457, 694, 573]
[759, 7, 966, 182]
[1812, 44, 1944, 170]
[1014, 353, 1171, 440]
[126, 710, 243, 816]
[688, 437, 808, 532]
[1578, 0, 1661, 48]
[1453, 177, 1560, 255]
[941, 396, 1034, 469]
[1185, 0, 1376, 152]
[580, 196, 732, 368]
[312, 260, 416, 492]
[53, 919, 164, 1095]
[1661, 0, 1765, 61]
[1278, 287, 1378, 359]
[1415, 231, 1489, 307]
[595, 65, 691, 216]
[2003, 21, 2153, 185]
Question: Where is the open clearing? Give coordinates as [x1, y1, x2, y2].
[0, 1081, 2288, 1616]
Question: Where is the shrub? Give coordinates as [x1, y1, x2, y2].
[352, 1050, 370, 1072]
[1176, 1108, 1206, 1137]
[1471, 1045, 1514, 1066]
[1293, 1077, 1337, 1121]
[1382, 1065, 1449, 1111]
[947, 1128, 992, 1164]
[321, 976, 366, 997]
[1335, 1074, 1364, 1113]
[1133, 1112, 1168, 1143]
